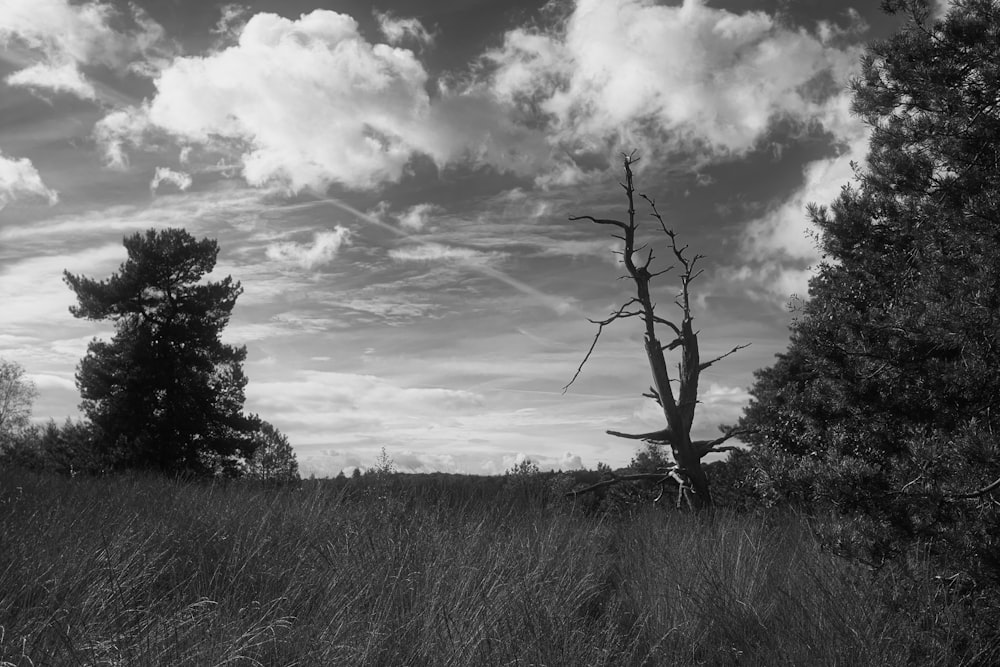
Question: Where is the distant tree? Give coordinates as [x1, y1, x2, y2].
[245, 419, 299, 483]
[563, 155, 748, 507]
[628, 441, 673, 474]
[739, 0, 1000, 581]
[0, 359, 37, 446]
[37, 418, 107, 475]
[369, 446, 396, 478]
[64, 228, 258, 476]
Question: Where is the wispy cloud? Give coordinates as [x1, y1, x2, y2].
[389, 242, 499, 265]
[265, 227, 352, 270]
[150, 167, 193, 194]
[375, 11, 434, 48]
[0, 0, 173, 99]
[6, 61, 95, 99]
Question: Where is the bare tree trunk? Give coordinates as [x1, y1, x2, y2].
[565, 154, 747, 508]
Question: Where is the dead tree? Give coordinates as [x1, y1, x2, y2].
[564, 154, 748, 508]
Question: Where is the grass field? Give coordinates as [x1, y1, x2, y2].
[0, 469, 978, 666]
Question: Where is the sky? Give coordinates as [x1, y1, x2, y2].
[0, 0, 944, 477]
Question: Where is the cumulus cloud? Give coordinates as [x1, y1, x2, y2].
[480, 0, 863, 164]
[92, 8, 549, 191]
[85, 1, 868, 195]
[126, 10, 436, 191]
[0, 151, 58, 208]
[0, 0, 171, 99]
[730, 91, 871, 302]
[266, 227, 352, 269]
[375, 11, 434, 47]
[150, 167, 193, 194]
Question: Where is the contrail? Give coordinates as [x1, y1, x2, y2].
[290, 195, 581, 316]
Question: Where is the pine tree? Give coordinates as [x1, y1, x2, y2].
[65, 228, 258, 475]
[740, 0, 1000, 579]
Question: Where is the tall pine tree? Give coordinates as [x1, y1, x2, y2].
[65, 228, 258, 475]
[741, 0, 1000, 579]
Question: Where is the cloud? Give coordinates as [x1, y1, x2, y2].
[265, 227, 352, 269]
[375, 11, 434, 48]
[93, 8, 552, 191]
[92, 107, 152, 169]
[397, 202, 442, 231]
[0, 0, 171, 99]
[389, 242, 500, 266]
[0, 151, 58, 207]
[212, 4, 251, 40]
[5, 61, 96, 99]
[730, 91, 871, 302]
[118, 10, 435, 191]
[150, 167, 193, 194]
[480, 0, 864, 164]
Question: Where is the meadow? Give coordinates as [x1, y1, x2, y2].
[0, 469, 979, 666]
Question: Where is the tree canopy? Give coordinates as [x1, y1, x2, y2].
[0, 359, 37, 446]
[740, 0, 1000, 579]
[64, 228, 260, 475]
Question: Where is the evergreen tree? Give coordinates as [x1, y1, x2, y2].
[740, 0, 1000, 580]
[65, 228, 257, 475]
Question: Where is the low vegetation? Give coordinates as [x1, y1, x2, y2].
[0, 468, 988, 666]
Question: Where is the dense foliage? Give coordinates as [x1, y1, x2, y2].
[0, 359, 36, 448]
[740, 0, 1000, 595]
[64, 228, 264, 476]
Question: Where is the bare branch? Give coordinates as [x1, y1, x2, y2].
[568, 215, 628, 231]
[562, 299, 642, 393]
[607, 428, 674, 443]
[650, 315, 681, 336]
[945, 475, 1000, 500]
[694, 429, 751, 457]
[565, 470, 679, 497]
[698, 343, 751, 372]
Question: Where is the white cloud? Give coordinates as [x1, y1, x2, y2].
[5, 61, 96, 99]
[265, 227, 352, 269]
[212, 4, 250, 40]
[0, 0, 171, 99]
[389, 242, 500, 265]
[375, 11, 434, 47]
[397, 202, 442, 231]
[481, 0, 864, 163]
[94, 9, 552, 191]
[92, 107, 152, 169]
[733, 91, 871, 302]
[150, 167, 193, 194]
[0, 151, 58, 208]
[129, 10, 435, 191]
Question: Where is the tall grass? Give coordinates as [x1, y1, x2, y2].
[0, 470, 972, 666]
